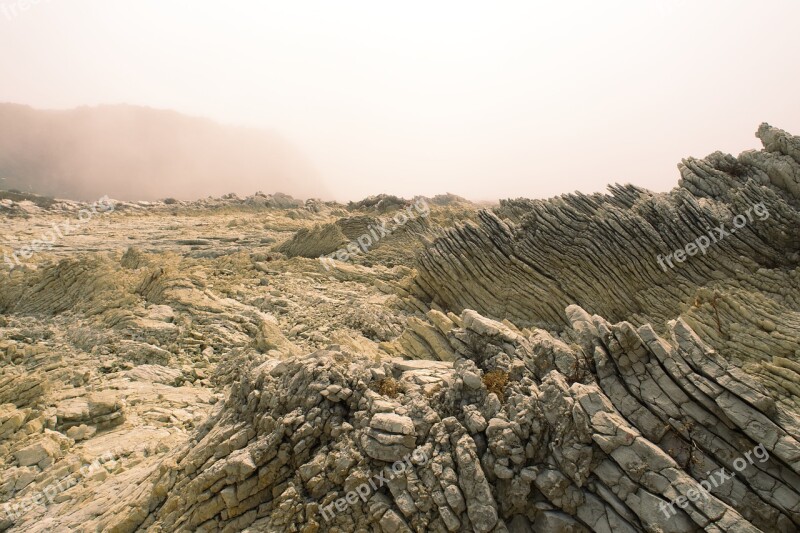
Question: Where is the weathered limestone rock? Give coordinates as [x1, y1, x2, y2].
[411, 124, 800, 410]
[13, 437, 61, 467]
[55, 391, 126, 431]
[43, 304, 791, 533]
[0, 404, 28, 440]
[0, 125, 798, 533]
[275, 223, 348, 258]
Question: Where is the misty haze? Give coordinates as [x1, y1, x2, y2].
[0, 103, 323, 201]
[1, 2, 800, 533]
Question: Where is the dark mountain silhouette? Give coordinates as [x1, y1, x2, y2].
[0, 103, 325, 201]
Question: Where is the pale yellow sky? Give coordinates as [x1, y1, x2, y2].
[1, 0, 799, 201]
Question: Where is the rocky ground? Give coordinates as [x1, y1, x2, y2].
[0, 124, 799, 532]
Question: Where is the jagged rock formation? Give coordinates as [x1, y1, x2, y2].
[1, 126, 799, 533]
[54, 308, 800, 533]
[276, 223, 350, 259]
[277, 208, 432, 266]
[407, 124, 800, 410]
[0, 191, 451, 532]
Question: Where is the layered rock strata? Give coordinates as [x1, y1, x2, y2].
[408, 124, 800, 410]
[73, 308, 800, 533]
[1, 124, 798, 533]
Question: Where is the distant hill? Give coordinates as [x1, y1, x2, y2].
[0, 103, 326, 201]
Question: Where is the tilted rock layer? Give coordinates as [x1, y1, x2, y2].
[75, 309, 800, 532]
[408, 124, 800, 410]
[0, 124, 799, 533]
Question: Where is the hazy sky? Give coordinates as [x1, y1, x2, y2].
[1, 0, 799, 201]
